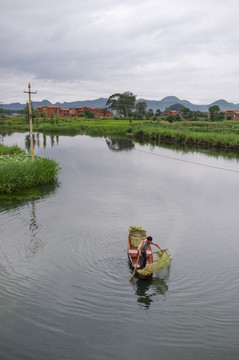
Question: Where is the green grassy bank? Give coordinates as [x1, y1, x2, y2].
[2, 116, 239, 151]
[132, 122, 239, 150]
[0, 144, 60, 193]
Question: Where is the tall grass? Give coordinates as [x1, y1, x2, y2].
[132, 125, 239, 150]
[0, 157, 60, 193]
[0, 144, 23, 155]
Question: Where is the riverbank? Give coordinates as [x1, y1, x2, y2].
[0, 144, 60, 193]
[2, 116, 239, 151]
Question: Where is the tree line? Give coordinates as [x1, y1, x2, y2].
[106, 91, 226, 121]
[2, 92, 226, 122]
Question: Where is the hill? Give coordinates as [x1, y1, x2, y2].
[2, 96, 239, 112]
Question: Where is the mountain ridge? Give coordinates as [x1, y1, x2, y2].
[2, 96, 239, 112]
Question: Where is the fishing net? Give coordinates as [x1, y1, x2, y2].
[137, 249, 171, 276]
[129, 225, 146, 248]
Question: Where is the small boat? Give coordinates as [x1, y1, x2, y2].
[128, 236, 153, 279]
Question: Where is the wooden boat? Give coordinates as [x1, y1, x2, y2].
[128, 236, 153, 279]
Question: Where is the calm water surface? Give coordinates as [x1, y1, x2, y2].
[1, 133, 239, 360]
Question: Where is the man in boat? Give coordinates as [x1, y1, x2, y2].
[137, 236, 164, 269]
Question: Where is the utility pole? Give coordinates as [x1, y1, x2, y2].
[24, 83, 37, 161]
[0, 101, 3, 120]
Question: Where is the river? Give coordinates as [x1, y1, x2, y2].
[0, 132, 239, 360]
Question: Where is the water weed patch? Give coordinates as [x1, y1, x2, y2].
[0, 145, 60, 193]
[0, 153, 41, 164]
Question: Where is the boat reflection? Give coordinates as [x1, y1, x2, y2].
[132, 265, 171, 310]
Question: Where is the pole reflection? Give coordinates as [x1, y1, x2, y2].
[24, 133, 60, 151]
[25, 201, 43, 258]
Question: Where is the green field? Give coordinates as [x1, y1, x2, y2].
[1, 116, 239, 151]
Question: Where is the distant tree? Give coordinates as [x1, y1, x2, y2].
[50, 111, 55, 124]
[106, 91, 136, 117]
[35, 110, 39, 126]
[218, 111, 225, 121]
[182, 107, 192, 120]
[102, 107, 108, 117]
[84, 109, 95, 118]
[155, 109, 162, 117]
[146, 108, 154, 119]
[209, 105, 220, 121]
[42, 109, 46, 120]
[136, 101, 147, 116]
[166, 114, 181, 122]
[166, 114, 175, 123]
[132, 111, 143, 120]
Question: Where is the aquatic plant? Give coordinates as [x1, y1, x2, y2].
[0, 144, 60, 193]
[0, 153, 38, 163]
[0, 157, 60, 193]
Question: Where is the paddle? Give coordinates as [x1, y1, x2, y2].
[130, 254, 140, 282]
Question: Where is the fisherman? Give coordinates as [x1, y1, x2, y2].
[137, 236, 164, 269]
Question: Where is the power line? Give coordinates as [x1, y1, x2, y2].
[96, 137, 239, 174]
[133, 147, 239, 174]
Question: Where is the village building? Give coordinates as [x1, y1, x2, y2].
[220, 110, 239, 121]
[37, 105, 112, 118]
[37, 105, 61, 117]
[163, 110, 179, 117]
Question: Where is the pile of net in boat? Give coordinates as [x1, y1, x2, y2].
[129, 225, 146, 248]
[137, 249, 171, 276]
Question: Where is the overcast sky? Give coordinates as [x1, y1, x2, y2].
[1, 0, 239, 104]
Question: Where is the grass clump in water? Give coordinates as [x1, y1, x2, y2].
[0, 149, 60, 193]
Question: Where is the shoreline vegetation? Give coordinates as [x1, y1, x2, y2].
[0, 143, 60, 193]
[1, 116, 239, 152]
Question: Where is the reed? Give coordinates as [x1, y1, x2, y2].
[0, 157, 60, 193]
[131, 123, 239, 149]
[0, 144, 60, 193]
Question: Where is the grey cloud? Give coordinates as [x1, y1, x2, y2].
[1, 0, 239, 103]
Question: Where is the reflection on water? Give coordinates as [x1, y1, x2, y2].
[106, 137, 135, 151]
[134, 271, 170, 310]
[3, 131, 239, 161]
[25, 133, 36, 152]
[24, 133, 60, 151]
[1, 132, 239, 359]
[0, 180, 59, 213]
[138, 138, 239, 161]
[128, 259, 170, 309]
[0, 133, 6, 144]
[26, 201, 43, 259]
